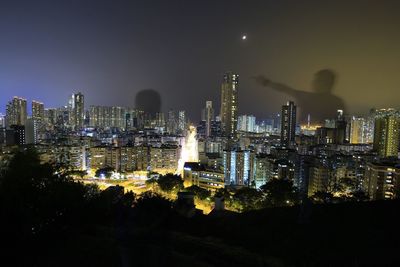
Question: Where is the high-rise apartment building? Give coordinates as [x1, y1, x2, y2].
[6, 97, 27, 127]
[220, 72, 238, 139]
[280, 101, 296, 148]
[167, 109, 177, 134]
[364, 162, 400, 200]
[350, 116, 374, 144]
[373, 109, 400, 158]
[202, 101, 214, 137]
[223, 150, 254, 186]
[89, 105, 126, 129]
[25, 117, 39, 144]
[69, 92, 84, 129]
[238, 114, 256, 132]
[178, 110, 186, 134]
[155, 112, 166, 129]
[32, 100, 45, 121]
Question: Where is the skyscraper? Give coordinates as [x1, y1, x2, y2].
[44, 108, 57, 127]
[202, 101, 214, 137]
[238, 114, 256, 132]
[6, 97, 27, 127]
[350, 116, 364, 144]
[223, 150, 254, 186]
[349, 116, 374, 144]
[69, 92, 84, 129]
[373, 109, 400, 158]
[335, 109, 347, 144]
[32, 100, 45, 121]
[178, 110, 186, 134]
[25, 117, 39, 144]
[155, 112, 166, 128]
[167, 109, 177, 134]
[220, 72, 238, 139]
[280, 101, 296, 148]
[0, 113, 5, 128]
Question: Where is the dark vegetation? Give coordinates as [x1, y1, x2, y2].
[0, 149, 399, 266]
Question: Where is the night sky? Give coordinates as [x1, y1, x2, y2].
[1, 0, 400, 121]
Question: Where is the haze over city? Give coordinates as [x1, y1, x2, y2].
[2, 0, 400, 119]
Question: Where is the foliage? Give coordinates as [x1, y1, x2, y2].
[157, 173, 183, 193]
[95, 166, 114, 178]
[260, 179, 299, 207]
[185, 185, 211, 200]
[0, 149, 102, 239]
[146, 177, 158, 186]
[67, 170, 87, 178]
[310, 191, 334, 204]
[214, 187, 232, 199]
[232, 187, 264, 212]
[133, 191, 173, 226]
[349, 190, 369, 202]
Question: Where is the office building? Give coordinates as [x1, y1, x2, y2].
[183, 162, 225, 191]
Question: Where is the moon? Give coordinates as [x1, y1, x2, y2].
[242, 35, 247, 40]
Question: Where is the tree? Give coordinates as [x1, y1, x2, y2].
[260, 179, 298, 207]
[185, 185, 211, 200]
[349, 190, 369, 202]
[310, 191, 334, 204]
[0, 149, 102, 239]
[133, 191, 173, 226]
[214, 187, 232, 199]
[146, 177, 158, 191]
[232, 187, 264, 212]
[95, 166, 114, 178]
[214, 187, 234, 207]
[157, 173, 183, 193]
[67, 170, 87, 179]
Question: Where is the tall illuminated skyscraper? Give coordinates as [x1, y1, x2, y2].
[238, 115, 256, 132]
[280, 101, 297, 148]
[373, 109, 400, 158]
[220, 72, 238, 139]
[350, 116, 374, 144]
[202, 101, 214, 137]
[178, 110, 186, 134]
[167, 109, 177, 134]
[69, 92, 84, 129]
[350, 116, 364, 144]
[6, 97, 27, 127]
[32, 100, 44, 121]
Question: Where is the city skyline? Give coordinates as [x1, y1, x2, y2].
[2, 2, 400, 265]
